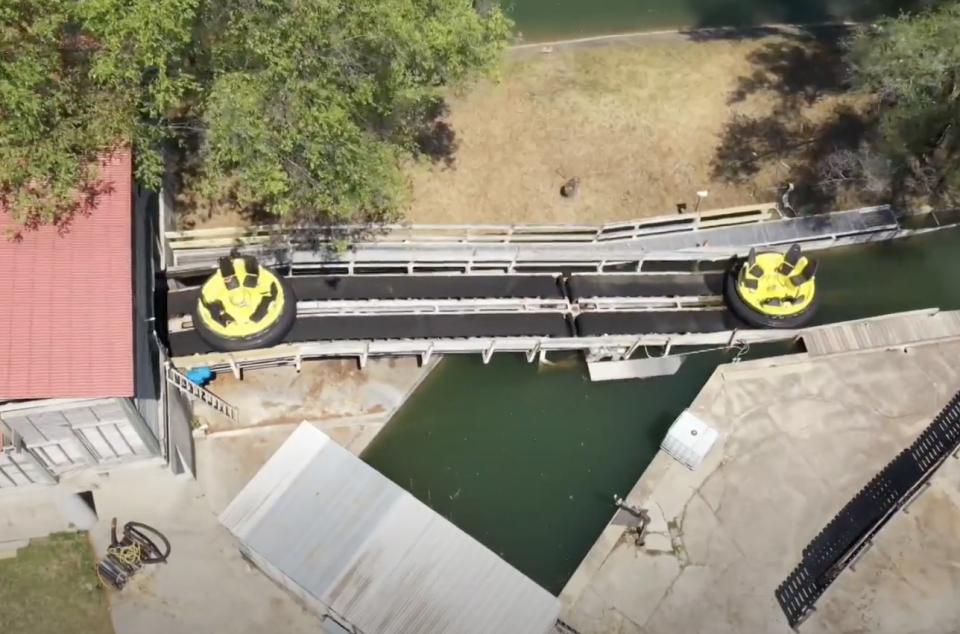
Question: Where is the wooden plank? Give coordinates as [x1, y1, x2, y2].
[803, 309, 960, 356]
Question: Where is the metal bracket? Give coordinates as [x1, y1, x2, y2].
[526, 342, 541, 363]
[792, 606, 815, 632]
[849, 540, 874, 572]
[482, 341, 497, 364]
[902, 480, 932, 514]
[228, 355, 241, 380]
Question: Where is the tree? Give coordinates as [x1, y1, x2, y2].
[845, 2, 960, 202]
[0, 0, 511, 228]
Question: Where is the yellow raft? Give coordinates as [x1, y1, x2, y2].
[193, 256, 297, 352]
[723, 244, 819, 329]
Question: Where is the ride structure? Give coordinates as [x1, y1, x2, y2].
[157, 202, 958, 374]
[193, 256, 297, 352]
[724, 244, 819, 329]
[183, 244, 820, 357]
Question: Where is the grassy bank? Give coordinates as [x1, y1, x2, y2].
[407, 31, 870, 224]
[0, 533, 114, 634]
[179, 30, 871, 229]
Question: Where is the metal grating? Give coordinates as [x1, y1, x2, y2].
[220, 423, 560, 634]
[775, 389, 960, 628]
[803, 310, 960, 356]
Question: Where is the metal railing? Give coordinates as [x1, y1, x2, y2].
[164, 364, 239, 423]
[166, 309, 943, 371]
[166, 295, 727, 332]
[164, 203, 780, 250]
[170, 330, 797, 371]
[162, 207, 903, 276]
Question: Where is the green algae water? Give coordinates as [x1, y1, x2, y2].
[363, 344, 785, 594]
[363, 226, 960, 594]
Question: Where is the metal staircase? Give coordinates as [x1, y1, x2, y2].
[164, 364, 239, 423]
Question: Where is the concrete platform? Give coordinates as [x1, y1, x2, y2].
[560, 340, 960, 634]
[190, 357, 439, 514]
[197, 357, 435, 435]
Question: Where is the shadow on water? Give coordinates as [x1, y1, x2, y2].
[684, 0, 943, 30]
[508, 0, 943, 43]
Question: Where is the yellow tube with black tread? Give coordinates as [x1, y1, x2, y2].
[192, 256, 297, 352]
[723, 245, 819, 329]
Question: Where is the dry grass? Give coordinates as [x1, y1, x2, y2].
[0, 532, 114, 634]
[407, 37, 867, 224]
[177, 33, 871, 229]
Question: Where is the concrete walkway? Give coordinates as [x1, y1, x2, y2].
[85, 464, 320, 634]
[560, 340, 960, 634]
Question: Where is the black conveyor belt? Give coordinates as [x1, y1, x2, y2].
[575, 310, 745, 336]
[567, 273, 724, 300]
[168, 313, 573, 357]
[167, 274, 564, 316]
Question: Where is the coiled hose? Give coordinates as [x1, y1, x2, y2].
[96, 518, 171, 590]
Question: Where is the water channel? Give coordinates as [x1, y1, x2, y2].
[507, 0, 933, 42]
[363, 226, 960, 594]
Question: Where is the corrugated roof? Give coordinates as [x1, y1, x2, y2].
[220, 424, 561, 634]
[0, 152, 134, 399]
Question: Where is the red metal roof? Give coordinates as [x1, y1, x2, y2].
[0, 152, 134, 399]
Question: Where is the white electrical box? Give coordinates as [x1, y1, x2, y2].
[661, 410, 719, 471]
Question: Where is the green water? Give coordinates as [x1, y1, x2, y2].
[363, 227, 960, 594]
[507, 0, 933, 42]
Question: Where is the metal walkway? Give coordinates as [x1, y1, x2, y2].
[166, 310, 939, 373]
[164, 205, 901, 276]
[803, 309, 960, 356]
[164, 269, 744, 362]
[157, 204, 960, 372]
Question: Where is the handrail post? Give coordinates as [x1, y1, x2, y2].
[526, 342, 541, 363]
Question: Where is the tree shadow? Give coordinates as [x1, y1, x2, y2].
[170, 95, 457, 254]
[2, 156, 117, 241]
[726, 28, 852, 108]
[412, 97, 459, 169]
[685, 0, 834, 31]
[707, 26, 890, 214]
[684, 0, 943, 33]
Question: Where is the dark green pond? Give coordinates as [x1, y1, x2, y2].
[506, 0, 937, 42]
[363, 227, 960, 594]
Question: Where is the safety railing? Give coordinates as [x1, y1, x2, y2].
[164, 203, 781, 252]
[163, 205, 902, 277]
[166, 296, 727, 332]
[169, 329, 801, 371]
[164, 364, 239, 423]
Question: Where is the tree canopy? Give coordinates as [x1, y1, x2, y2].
[0, 0, 511, 228]
[845, 2, 960, 203]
